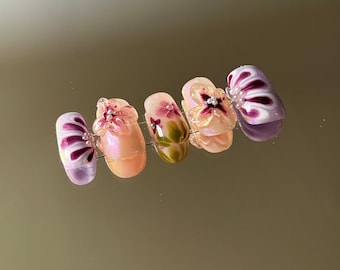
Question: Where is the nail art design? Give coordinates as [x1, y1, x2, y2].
[56, 112, 97, 185]
[181, 77, 237, 153]
[144, 92, 189, 163]
[92, 97, 146, 178]
[226, 65, 285, 141]
[55, 64, 287, 184]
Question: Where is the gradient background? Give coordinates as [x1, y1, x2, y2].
[0, 1, 339, 269]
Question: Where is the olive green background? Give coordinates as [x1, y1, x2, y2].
[0, 1, 339, 269]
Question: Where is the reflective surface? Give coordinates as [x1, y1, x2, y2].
[0, 1, 339, 269]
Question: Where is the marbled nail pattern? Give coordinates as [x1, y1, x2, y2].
[56, 112, 96, 185]
[226, 65, 286, 141]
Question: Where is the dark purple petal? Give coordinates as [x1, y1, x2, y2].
[60, 135, 83, 148]
[241, 108, 259, 118]
[242, 80, 266, 91]
[246, 96, 273, 105]
[74, 117, 86, 127]
[63, 123, 85, 133]
[71, 147, 92, 160]
[87, 150, 95, 162]
[235, 71, 251, 86]
[227, 74, 233, 86]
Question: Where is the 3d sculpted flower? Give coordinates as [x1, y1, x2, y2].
[92, 97, 138, 136]
[188, 82, 237, 134]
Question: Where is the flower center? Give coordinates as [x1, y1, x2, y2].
[228, 87, 246, 109]
[206, 96, 219, 106]
[82, 132, 95, 146]
[105, 109, 116, 121]
[165, 104, 174, 111]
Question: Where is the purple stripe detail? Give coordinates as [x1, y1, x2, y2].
[242, 80, 266, 91]
[235, 71, 251, 86]
[87, 150, 95, 162]
[74, 117, 86, 127]
[241, 108, 259, 118]
[247, 96, 273, 105]
[227, 74, 232, 86]
[63, 123, 86, 133]
[71, 147, 92, 160]
[60, 135, 83, 148]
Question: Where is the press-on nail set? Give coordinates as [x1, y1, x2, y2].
[56, 65, 286, 185]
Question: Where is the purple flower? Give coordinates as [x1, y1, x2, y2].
[150, 117, 161, 134]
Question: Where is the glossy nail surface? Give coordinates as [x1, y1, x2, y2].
[226, 65, 285, 141]
[181, 77, 237, 153]
[56, 112, 97, 185]
[93, 97, 146, 178]
[144, 92, 189, 163]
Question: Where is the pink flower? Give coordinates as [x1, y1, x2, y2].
[156, 101, 181, 118]
[92, 98, 138, 136]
